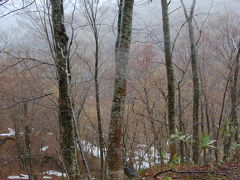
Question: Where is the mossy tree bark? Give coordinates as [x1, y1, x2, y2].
[160, 0, 177, 161]
[107, 0, 134, 179]
[49, 0, 76, 179]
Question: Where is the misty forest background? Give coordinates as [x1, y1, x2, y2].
[0, 0, 240, 179]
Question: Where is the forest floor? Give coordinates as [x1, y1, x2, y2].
[138, 162, 240, 180]
[1, 156, 240, 179]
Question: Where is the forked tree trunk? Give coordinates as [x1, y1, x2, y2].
[107, 0, 134, 179]
[160, 0, 177, 161]
[180, 0, 200, 164]
[50, 0, 76, 179]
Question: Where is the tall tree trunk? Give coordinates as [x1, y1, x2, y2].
[180, 0, 200, 164]
[189, 16, 200, 165]
[95, 43, 105, 180]
[81, 0, 105, 178]
[50, 0, 76, 179]
[107, 0, 134, 179]
[93, 13, 105, 180]
[160, 0, 177, 161]
[224, 44, 240, 160]
[233, 46, 239, 159]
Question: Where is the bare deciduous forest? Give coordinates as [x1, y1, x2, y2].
[0, 0, 239, 179]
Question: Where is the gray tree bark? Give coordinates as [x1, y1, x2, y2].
[107, 0, 135, 179]
[160, 0, 177, 161]
[180, 0, 200, 164]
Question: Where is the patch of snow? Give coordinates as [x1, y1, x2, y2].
[81, 140, 102, 158]
[0, 128, 15, 137]
[137, 144, 147, 148]
[8, 174, 29, 179]
[43, 176, 52, 179]
[40, 146, 49, 152]
[48, 133, 53, 135]
[43, 170, 66, 177]
[80, 140, 170, 170]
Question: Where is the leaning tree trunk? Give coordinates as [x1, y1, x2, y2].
[50, 0, 76, 179]
[107, 0, 135, 179]
[160, 0, 177, 161]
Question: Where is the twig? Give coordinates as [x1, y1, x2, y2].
[152, 169, 213, 178]
[1, 93, 54, 110]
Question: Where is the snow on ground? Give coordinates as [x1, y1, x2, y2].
[5, 131, 168, 178]
[42, 176, 52, 179]
[81, 140, 103, 158]
[40, 146, 49, 152]
[133, 146, 170, 169]
[8, 174, 29, 179]
[81, 140, 170, 169]
[42, 170, 66, 177]
[0, 128, 15, 137]
[8, 171, 66, 179]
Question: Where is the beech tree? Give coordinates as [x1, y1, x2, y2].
[107, 0, 135, 179]
[180, 0, 200, 163]
[49, 0, 76, 179]
[160, 0, 177, 161]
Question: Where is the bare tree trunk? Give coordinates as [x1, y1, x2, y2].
[95, 49, 105, 180]
[107, 0, 134, 179]
[233, 46, 240, 160]
[177, 83, 185, 163]
[160, 0, 177, 161]
[24, 125, 37, 180]
[180, 0, 200, 164]
[49, 0, 76, 179]
[224, 43, 240, 160]
[12, 113, 25, 171]
[129, 102, 139, 167]
[82, 0, 105, 177]
[200, 96, 206, 163]
[203, 89, 212, 161]
[216, 71, 231, 162]
[92, 7, 106, 180]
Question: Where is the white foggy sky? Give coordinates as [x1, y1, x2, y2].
[0, 0, 239, 35]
